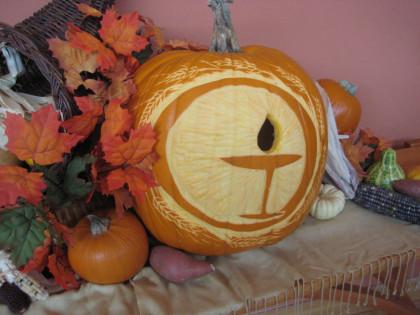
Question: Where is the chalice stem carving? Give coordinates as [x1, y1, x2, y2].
[221, 154, 301, 218]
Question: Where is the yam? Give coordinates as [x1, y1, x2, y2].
[150, 246, 215, 284]
[393, 180, 420, 200]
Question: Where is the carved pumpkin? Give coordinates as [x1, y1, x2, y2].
[317, 79, 362, 134]
[129, 0, 327, 255]
[68, 212, 149, 284]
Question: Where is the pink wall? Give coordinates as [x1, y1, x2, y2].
[1, 0, 419, 141]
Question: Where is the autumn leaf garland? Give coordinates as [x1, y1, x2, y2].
[341, 128, 391, 178]
[0, 4, 158, 291]
[48, 6, 156, 104]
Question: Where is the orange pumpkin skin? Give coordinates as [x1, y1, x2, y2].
[129, 45, 327, 255]
[317, 79, 362, 134]
[68, 212, 148, 284]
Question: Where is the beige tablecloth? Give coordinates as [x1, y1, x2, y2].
[2, 202, 420, 315]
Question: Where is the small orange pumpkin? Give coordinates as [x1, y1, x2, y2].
[68, 211, 148, 284]
[317, 79, 362, 134]
[129, 0, 327, 255]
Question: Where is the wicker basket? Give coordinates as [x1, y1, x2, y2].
[0, 0, 115, 226]
[0, 0, 115, 119]
[353, 183, 420, 224]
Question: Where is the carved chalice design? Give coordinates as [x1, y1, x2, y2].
[222, 117, 302, 219]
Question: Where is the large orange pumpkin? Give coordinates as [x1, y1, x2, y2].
[317, 79, 362, 134]
[129, 1, 327, 256]
[68, 211, 148, 284]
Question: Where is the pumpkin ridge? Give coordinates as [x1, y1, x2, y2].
[128, 1, 327, 254]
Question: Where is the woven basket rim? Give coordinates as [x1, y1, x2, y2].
[0, 0, 115, 118]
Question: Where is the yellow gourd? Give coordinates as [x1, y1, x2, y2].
[408, 166, 420, 180]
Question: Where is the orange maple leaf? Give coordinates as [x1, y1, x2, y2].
[341, 137, 374, 177]
[359, 129, 391, 161]
[5, 105, 82, 165]
[61, 97, 103, 139]
[125, 56, 140, 74]
[101, 99, 133, 138]
[141, 17, 165, 51]
[48, 38, 98, 92]
[99, 8, 148, 56]
[104, 59, 137, 104]
[106, 166, 156, 202]
[163, 39, 208, 51]
[48, 246, 79, 290]
[67, 23, 116, 71]
[359, 128, 377, 145]
[76, 3, 103, 17]
[0, 166, 46, 206]
[102, 124, 156, 166]
[374, 138, 391, 160]
[83, 79, 107, 100]
[136, 151, 159, 171]
[21, 232, 51, 273]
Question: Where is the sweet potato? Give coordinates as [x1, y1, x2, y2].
[150, 246, 215, 284]
[393, 179, 420, 200]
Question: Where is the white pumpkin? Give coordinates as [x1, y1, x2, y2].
[310, 184, 345, 220]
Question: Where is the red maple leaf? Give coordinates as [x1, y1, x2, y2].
[99, 8, 148, 56]
[163, 39, 208, 51]
[101, 99, 133, 138]
[4, 105, 82, 165]
[48, 246, 79, 290]
[102, 124, 156, 166]
[0, 166, 46, 206]
[46, 211, 74, 246]
[67, 23, 116, 71]
[61, 97, 103, 139]
[106, 166, 156, 202]
[21, 232, 52, 273]
[125, 56, 140, 74]
[112, 188, 135, 217]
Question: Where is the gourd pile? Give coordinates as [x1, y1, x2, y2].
[0, 1, 329, 306]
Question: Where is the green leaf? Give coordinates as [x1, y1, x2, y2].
[132, 44, 153, 64]
[0, 205, 48, 267]
[34, 163, 66, 208]
[45, 166, 66, 208]
[63, 155, 95, 199]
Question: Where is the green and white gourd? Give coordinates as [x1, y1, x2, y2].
[367, 149, 405, 190]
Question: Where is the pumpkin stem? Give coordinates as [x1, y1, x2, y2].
[208, 0, 241, 53]
[339, 80, 358, 96]
[87, 215, 110, 236]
